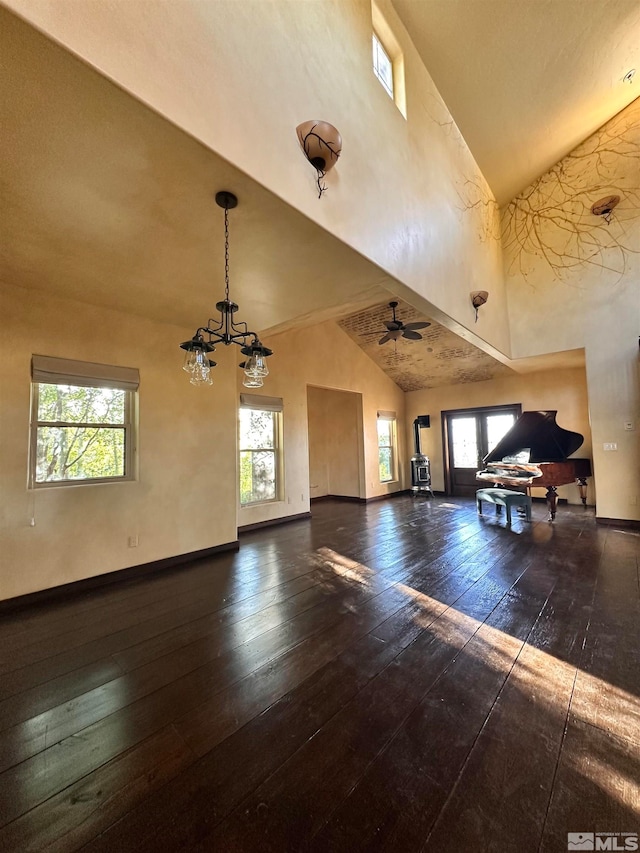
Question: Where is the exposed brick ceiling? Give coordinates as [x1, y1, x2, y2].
[338, 300, 515, 392]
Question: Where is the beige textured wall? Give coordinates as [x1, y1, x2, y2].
[503, 99, 640, 520]
[237, 321, 406, 528]
[325, 390, 362, 498]
[4, 0, 510, 356]
[0, 283, 238, 601]
[405, 367, 593, 505]
[307, 387, 330, 499]
[2, 2, 636, 608]
[0, 292, 403, 600]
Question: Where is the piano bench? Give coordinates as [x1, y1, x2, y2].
[476, 488, 532, 525]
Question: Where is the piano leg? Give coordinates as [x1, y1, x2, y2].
[546, 486, 558, 521]
[577, 477, 588, 506]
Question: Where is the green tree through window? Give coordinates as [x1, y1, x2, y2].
[32, 383, 132, 484]
[377, 416, 396, 483]
[239, 407, 279, 504]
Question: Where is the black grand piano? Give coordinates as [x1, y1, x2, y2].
[476, 411, 592, 520]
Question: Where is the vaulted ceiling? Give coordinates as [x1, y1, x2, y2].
[393, 0, 640, 204]
[0, 7, 392, 336]
[338, 300, 515, 391]
[2, 3, 602, 391]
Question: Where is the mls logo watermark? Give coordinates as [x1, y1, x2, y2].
[568, 833, 639, 851]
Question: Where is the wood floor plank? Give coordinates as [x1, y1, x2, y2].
[0, 502, 480, 698]
[191, 550, 544, 851]
[0, 568, 410, 820]
[569, 605, 640, 744]
[63, 524, 536, 849]
[0, 543, 305, 648]
[0, 658, 124, 733]
[0, 725, 193, 853]
[0, 579, 337, 772]
[0, 509, 481, 730]
[0, 562, 321, 674]
[0, 573, 319, 729]
[539, 718, 640, 853]
[303, 558, 557, 853]
[1, 560, 318, 669]
[0, 561, 323, 698]
[64, 631, 411, 853]
[0, 497, 635, 853]
[419, 556, 599, 853]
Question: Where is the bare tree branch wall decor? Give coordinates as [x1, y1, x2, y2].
[422, 88, 503, 246]
[502, 100, 640, 283]
[457, 176, 501, 244]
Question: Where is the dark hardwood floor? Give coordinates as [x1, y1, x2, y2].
[0, 496, 638, 851]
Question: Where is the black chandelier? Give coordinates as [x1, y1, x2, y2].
[180, 191, 273, 387]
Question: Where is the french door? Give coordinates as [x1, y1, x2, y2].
[443, 404, 521, 497]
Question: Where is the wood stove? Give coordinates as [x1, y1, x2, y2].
[411, 415, 433, 495]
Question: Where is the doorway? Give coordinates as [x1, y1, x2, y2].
[307, 386, 365, 500]
[443, 404, 521, 497]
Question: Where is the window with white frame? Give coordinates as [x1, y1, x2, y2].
[372, 32, 394, 99]
[371, 2, 406, 118]
[377, 411, 397, 483]
[239, 394, 283, 505]
[29, 355, 139, 487]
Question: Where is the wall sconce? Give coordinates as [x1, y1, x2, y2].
[471, 290, 489, 322]
[296, 120, 342, 198]
[591, 194, 620, 224]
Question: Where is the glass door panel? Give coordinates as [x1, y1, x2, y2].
[444, 405, 521, 497]
[451, 417, 479, 468]
[486, 413, 517, 456]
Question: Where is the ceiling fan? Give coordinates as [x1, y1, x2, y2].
[376, 301, 430, 345]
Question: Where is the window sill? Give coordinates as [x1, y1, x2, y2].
[31, 477, 135, 490]
[239, 499, 283, 509]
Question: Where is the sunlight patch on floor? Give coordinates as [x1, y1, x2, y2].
[315, 545, 640, 796]
[314, 547, 373, 585]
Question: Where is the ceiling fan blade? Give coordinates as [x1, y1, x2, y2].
[402, 330, 423, 341]
[384, 321, 403, 331]
[404, 321, 431, 331]
[378, 333, 393, 345]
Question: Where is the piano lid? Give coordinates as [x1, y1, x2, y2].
[483, 411, 584, 464]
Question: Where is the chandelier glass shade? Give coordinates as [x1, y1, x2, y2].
[181, 338, 216, 386]
[180, 191, 273, 388]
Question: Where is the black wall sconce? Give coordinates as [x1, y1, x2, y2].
[471, 290, 489, 322]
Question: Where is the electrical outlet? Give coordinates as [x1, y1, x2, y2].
[603, 442, 618, 451]
[630, 495, 638, 506]
[128, 535, 139, 548]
